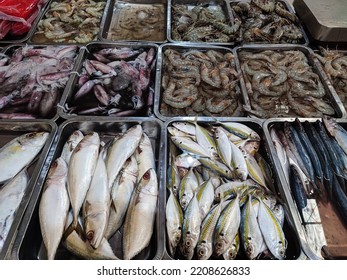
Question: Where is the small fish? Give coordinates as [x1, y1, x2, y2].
[135, 132, 155, 181]
[172, 122, 196, 136]
[179, 168, 199, 210]
[223, 233, 240, 260]
[39, 158, 69, 260]
[323, 116, 347, 156]
[194, 121, 217, 158]
[196, 179, 215, 221]
[219, 122, 260, 141]
[214, 126, 233, 169]
[175, 153, 201, 169]
[199, 158, 233, 179]
[171, 136, 211, 158]
[270, 127, 289, 184]
[60, 130, 84, 165]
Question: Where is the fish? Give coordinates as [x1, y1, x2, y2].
[82, 148, 110, 249]
[223, 233, 240, 260]
[219, 122, 260, 141]
[179, 168, 199, 210]
[230, 141, 248, 180]
[196, 179, 215, 221]
[167, 139, 181, 196]
[0, 131, 49, 184]
[171, 136, 211, 158]
[67, 132, 100, 229]
[106, 125, 143, 189]
[243, 151, 268, 190]
[0, 169, 28, 253]
[256, 197, 287, 260]
[196, 201, 223, 260]
[135, 132, 155, 181]
[123, 168, 158, 260]
[323, 116, 347, 156]
[270, 127, 289, 184]
[213, 195, 241, 257]
[289, 164, 308, 222]
[175, 153, 201, 169]
[63, 212, 119, 260]
[240, 196, 263, 260]
[214, 126, 233, 169]
[199, 157, 233, 179]
[60, 130, 84, 165]
[105, 156, 138, 239]
[39, 157, 69, 260]
[166, 188, 183, 256]
[194, 121, 217, 158]
[172, 121, 196, 136]
[180, 192, 201, 260]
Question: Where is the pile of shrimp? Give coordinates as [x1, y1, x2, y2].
[314, 47, 347, 111]
[239, 49, 336, 118]
[171, 4, 241, 43]
[32, 0, 106, 44]
[230, 0, 304, 44]
[160, 48, 242, 117]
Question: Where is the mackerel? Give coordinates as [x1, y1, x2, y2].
[135, 132, 155, 181]
[60, 130, 84, 165]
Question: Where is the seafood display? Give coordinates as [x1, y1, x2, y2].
[159, 46, 243, 118]
[314, 48, 347, 112]
[238, 47, 339, 118]
[31, 0, 107, 44]
[230, 0, 306, 44]
[170, 1, 240, 43]
[165, 119, 301, 260]
[0, 130, 50, 255]
[17, 120, 161, 260]
[0, 45, 79, 119]
[267, 117, 347, 259]
[105, 1, 166, 42]
[63, 44, 156, 117]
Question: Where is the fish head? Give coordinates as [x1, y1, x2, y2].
[21, 131, 49, 147]
[214, 236, 228, 256]
[180, 196, 189, 210]
[47, 157, 68, 179]
[137, 168, 158, 196]
[244, 240, 258, 260]
[322, 116, 337, 137]
[196, 242, 212, 260]
[83, 210, 109, 250]
[168, 229, 182, 256]
[222, 246, 238, 260]
[273, 241, 286, 260]
[180, 236, 196, 260]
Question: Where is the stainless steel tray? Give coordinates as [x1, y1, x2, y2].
[162, 116, 307, 260]
[10, 117, 165, 260]
[58, 42, 158, 119]
[263, 118, 347, 259]
[1, 44, 80, 121]
[228, 0, 309, 45]
[99, 0, 168, 43]
[0, 120, 57, 259]
[0, 0, 51, 45]
[235, 44, 347, 119]
[28, 0, 110, 44]
[154, 43, 246, 121]
[293, 0, 347, 43]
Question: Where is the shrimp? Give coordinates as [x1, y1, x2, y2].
[201, 64, 221, 88]
[205, 97, 233, 113]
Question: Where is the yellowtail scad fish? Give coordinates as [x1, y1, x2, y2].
[67, 132, 100, 229]
[0, 169, 28, 253]
[179, 168, 199, 210]
[223, 233, 240, 260]
[106, 124, 143, 189]
[0, 132, 49, 184]
[123, 168, 158, 260]
[63, 212, 119, 260]
[39, 157, 69, 260]
[196, 178, 214, 221]
[105, 156, 138, 239]
[166, 188, 183, 256]
[82, 148, 110, 249]
[171, 136, 211, 158]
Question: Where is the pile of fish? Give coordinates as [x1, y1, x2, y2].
[171, 4, 241, 43]
[269, 117, 347, 255]
[65, 46, 156, 117]
[239, 49, 336, 118]
[32, 0, 106, 44]
[38, 124, 158, 260]
[160, 48, 242, 117]
[0, 45, 78, 119]
[0, 131, 49, 253]
[314, 48, 347, 111]
[108, 3, 165, 41]
[166, 121, 287, 260]
[230, 0, 304, 44]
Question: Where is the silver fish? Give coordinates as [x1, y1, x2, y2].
[105, 156, 138, 239]
[196, 179, 215, 221]
[63, 212, 118, 260]
[135, 132, 155, 181]
[60, 130, 84, 165]
[179, 168, 199, 210]
[123, 168, 158, 260]
[82, 148, 110, 249]
[0, 131, 48, 184]
[175, 153, 201, 169]
[67, 132, 100, 229]
[39, 157, 69, 260]
[223, 233, 240, 260]
[171, 136, 211, 158]
[106, 124, 143, 189]
[194, 121, 218, 158]
[323, 116, 347, 156]
[172, 122, 196, 136]
[270, 127, 289, 184]
[166, 188, 183, 256]
[215, 126, 233, 169]
[0, 169, 28, 253]
[220, 122, 260, 141]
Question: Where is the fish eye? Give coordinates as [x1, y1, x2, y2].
[143, 170, 151, 180]
[27, 133, 36, 138]
[87, 231, 94, 241]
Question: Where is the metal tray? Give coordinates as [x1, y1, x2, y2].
[235, 44, 347, 119]
[28, 0, 110, 44]
[293, 0, 347, 43]
[162, 116, 307, 260]
[99, 0, 168, 43]
[228, 0, 309, 45]
[10, 117, 165, 260]
[0, 120, 57, 259]
[58, 42, 158, 119]
[263, 118, 347, 259]
[168, 0, 240, 45]
[154, 43, 246, 121]
[1, 44, 80, 121]
[0, 0, 51, 45]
